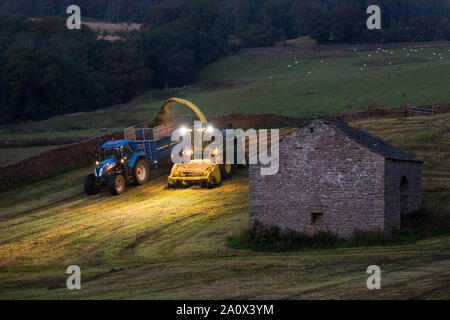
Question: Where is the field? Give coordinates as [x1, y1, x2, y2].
[0, 113, 449, 299]
[1, 45, 449, 140]
[2, 45, 449, 167]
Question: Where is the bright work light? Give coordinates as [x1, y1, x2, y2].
[180, 126, 188, 135]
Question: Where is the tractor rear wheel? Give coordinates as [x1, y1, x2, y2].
[133, 159, 150, 185]
[84, 173, 99, 196]
[109, 174, 126, 195]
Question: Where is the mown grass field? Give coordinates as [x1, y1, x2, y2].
[0, 113, 448, 299]
[1, 45, 449, 140]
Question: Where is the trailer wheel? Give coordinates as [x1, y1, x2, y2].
[84, 174, 99, 195]
[109, 174, 126, 195]
[133, 159, 149, 185]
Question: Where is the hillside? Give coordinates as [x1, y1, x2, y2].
[3, 45, 450, 136]
[2, 1, 449, 127]
[1, 44, 449, 167]
[0, 113, 448, 299]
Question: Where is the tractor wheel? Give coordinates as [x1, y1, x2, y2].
[219, 162, 235, 179]
[109, 174, 126, 196]
[133, 159, 149, 185]
[84, 173, 99, 196]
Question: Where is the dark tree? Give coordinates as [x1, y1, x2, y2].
[309, 8, 331, 44]
[331, 4, 366, 43]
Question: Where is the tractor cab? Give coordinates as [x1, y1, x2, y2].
[94, 140, 133, 177]
[99, 140, 133, 164]
[85, 140, 151, 196]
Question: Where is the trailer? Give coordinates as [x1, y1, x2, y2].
[84, 116, 192, 196]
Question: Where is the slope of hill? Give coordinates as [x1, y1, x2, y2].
[1, 45, 449, 168]
[0, 113, 448, 299]
[2, 45, 449, 139]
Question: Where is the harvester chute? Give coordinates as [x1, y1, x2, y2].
[157, 97, 208, 124]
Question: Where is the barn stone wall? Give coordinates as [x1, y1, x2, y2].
[384, 159, 422, 231]
[249, 120, 386, 239]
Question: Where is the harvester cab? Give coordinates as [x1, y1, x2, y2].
[164, 98, 241, 188]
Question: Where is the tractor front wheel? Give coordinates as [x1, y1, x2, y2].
[133, 159, 150, 185]
[84, 173, 99, 196]
[109, 174, 126, 195]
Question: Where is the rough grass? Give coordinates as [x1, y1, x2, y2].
[352, 113, 450, 204]
[227, 207, 450, 252]
[0, 113, 449, 299]
[1, 46, 449, 140]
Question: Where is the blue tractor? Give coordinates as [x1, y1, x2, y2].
[84, 116, 191, 196]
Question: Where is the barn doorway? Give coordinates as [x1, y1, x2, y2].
[400, 176, 409, 216]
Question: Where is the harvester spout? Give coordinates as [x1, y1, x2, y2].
[159, 97, 208, 124]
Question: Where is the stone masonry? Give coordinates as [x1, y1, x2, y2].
[249, 119, 422, 239]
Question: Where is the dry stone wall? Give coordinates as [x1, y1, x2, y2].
[0, 132, 123, 187]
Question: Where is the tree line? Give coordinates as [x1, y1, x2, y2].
[0, 15, 152, 123]
[0, 0, 449, 123]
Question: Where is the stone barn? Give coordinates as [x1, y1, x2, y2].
[249, 119, 422, 238]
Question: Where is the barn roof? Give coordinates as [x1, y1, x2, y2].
[322, 119, 421, 163]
